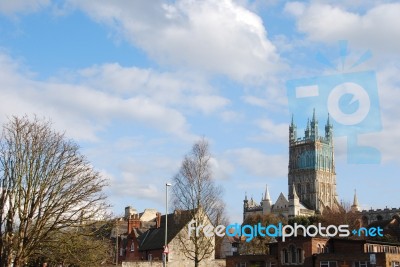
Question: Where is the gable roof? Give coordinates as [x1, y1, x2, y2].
[274, 192, 289, 209]
[139, 210, 194, 251]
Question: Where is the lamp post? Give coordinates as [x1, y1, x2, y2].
[164, 183, 172, 267]
[115, 220, 119, 265]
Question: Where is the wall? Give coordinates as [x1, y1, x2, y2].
[226, 255, 277, 267]
[122, 259, 225, 267]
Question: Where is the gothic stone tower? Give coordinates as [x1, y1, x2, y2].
[288, 110, 339, 214]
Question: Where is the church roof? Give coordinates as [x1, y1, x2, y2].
[274, 192, 289, 209]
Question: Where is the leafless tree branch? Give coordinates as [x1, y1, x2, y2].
[0, 116, 110, 266]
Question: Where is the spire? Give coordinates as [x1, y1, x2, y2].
[291, 114, 295, 126]
[325, 113, 333, 141]
[353, 189, 359, 206]
[264, 184, 271, 200]
[292, 184, 299, 199]
[244, 192, 248, 201]
[310, 108, 318, 139]
[353, 189, 358, 207]
[305, 118, 310, 138]
[327, 113, 331, 127]
[351, 189, 360, 212]
[289, 114, 297, 143]
[312, 108, 316, 123]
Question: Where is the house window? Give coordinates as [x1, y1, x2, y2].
[120, 248, 123, 256]
[130, 243, 135, 251]
[392, 262, 400, 267]
[355, 262, 368, 267]
[320, 261, 337, 267]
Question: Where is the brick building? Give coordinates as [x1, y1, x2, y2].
[226, 237, 400, 267]
[113, 207, 219, 266]
[112, 206, 161, 263]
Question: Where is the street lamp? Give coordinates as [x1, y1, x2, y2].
[115, 220, 119, 265]
[164, 183, 172, 267]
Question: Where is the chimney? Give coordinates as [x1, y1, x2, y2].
[127, 214, 141, 233]
[156, 212, 161, 228]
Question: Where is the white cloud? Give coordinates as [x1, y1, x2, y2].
[209, 156, 235, 180]
[284, 1, 305, 17]
[242, 95, 270, 108]
[0, 0, 49, 15]
[252, 118, 288, 143]
[190, 95, 230, 114]
[104, 151, 182, 203]
[219, 110, 243, 122]
[74, 63, 231, 116]
[68, 0, 282, 82]
[227, 148, 287, 177]
[0, 53, 196, 141]
[285, 2, 400, 54]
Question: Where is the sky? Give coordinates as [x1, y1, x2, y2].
[0, 0, 399, 223]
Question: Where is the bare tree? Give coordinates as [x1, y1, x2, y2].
[172, 138, 225, 267]
[0, 116, 109, 267]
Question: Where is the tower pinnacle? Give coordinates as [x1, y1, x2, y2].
[264, 184, 271, 200]
[312, 108, 316, 123]
[291, 184, 299, 199]
[351, 189, 360, 212]
[325, 113, 333, 141]
[289, 114, 297, 142]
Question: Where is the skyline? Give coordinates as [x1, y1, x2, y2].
[0, 0, 399, 223]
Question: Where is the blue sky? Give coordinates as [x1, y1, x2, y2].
[0, 0, 399, 223]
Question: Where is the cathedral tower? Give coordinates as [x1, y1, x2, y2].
[288, 110, 339, 214]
